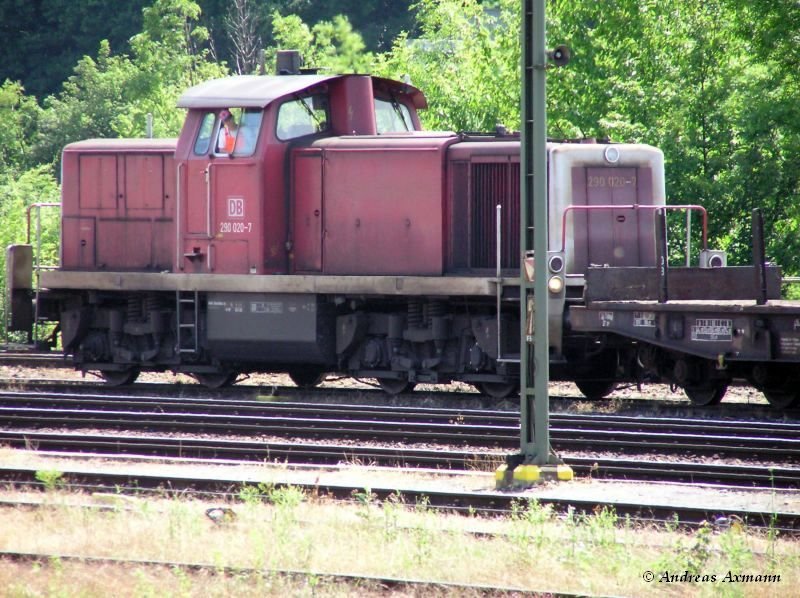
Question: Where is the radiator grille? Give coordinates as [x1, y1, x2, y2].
[470, 162, 520, 269]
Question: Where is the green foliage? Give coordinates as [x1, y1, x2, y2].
[34, 41, 140, 167]
[0, 80, 42, 174]
[32, 0, 227, 170]
[0, 1, 148, 98]
[123, 0, 228, 137]
[377, 0, 520, 132]
[0, 166, 61, 292]
[35, 469, 65, 492]
[270, 12, 374, 73]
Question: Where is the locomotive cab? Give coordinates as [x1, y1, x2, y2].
[174, 74, 427, 276]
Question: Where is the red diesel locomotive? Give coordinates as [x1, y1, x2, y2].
[9, 68, 669, 398]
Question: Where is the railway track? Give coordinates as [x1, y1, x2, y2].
[1, 460, 797, 531]
[0, 392, 798, 461]
[0, 551, 538, 597]
[0, 375, 793, 420]
[2, 429, 799, 489]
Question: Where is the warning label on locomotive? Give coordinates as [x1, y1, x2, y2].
[250, 301, 283, 314]
[779, 334, 800, 357]
[691, 318, 732, 342]
[633, 312, 656, 328]
[599, 311, 615, 327]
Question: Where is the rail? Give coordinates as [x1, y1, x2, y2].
[560, 203, 709, 265]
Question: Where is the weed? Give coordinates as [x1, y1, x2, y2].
[352, 486, 375, 506]
[34, 469, 63, 492]
[238, 484, 262, 505]
[268, 485, 305, 509]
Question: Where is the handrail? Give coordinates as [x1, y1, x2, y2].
[26, 202, 60, 245]
[25, 202, 61, 344]
[560, 203, 709, 262]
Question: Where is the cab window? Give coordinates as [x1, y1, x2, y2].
[276, 94, 329, 141]
[375, 98, 413, 133]
[193, 112, 216, 154]
[214, 107, 262, 157]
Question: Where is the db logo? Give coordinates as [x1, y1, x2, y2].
[227, 197, 245, 219]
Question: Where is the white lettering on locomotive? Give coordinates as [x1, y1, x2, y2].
[600, 311, 614, 327]
[227, 197, 245, 218]
[691, 318, 732, 342]
[219, 221, 252, 234]
[251, 301, 284, 314]
[633, 311, 656, 328]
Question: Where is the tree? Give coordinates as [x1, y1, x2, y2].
[0, 0, 147, 98]
[224, 0, 265, 74]
[269, 12, 374, 74]
[32, 0, 228, 169]
[377, 0, 520, 132]
[0, 80, 42, 174]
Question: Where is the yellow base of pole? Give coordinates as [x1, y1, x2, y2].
[495, 463, 574, 489]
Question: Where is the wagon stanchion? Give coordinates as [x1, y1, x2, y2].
[752, 208, 767, 306]
[655, 208, 669, 303]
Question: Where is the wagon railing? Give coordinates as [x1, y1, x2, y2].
[559, 203, 709, 267]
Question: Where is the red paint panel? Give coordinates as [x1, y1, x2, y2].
[62, 141, 176, 272]
[96, 220, 152, 269]
[209, 240, 249, 273]
[152, 219, 174, 270]
[321, 144, 446, 275]
[124, 154, 164, 210]
[210, 161, 262, 274]
[292, 151, 323, 272]
[79, 155, 118, 210]
[61, 217, 95, 269]
[185, 161, 210, 235]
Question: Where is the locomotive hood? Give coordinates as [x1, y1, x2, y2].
[177, 74, 427, 110]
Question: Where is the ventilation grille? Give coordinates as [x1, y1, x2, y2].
[470, 162, 520, 269]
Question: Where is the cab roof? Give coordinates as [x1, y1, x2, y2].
[177, 74, 427, 110]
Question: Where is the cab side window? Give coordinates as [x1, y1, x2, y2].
[193, 112, 216, 155]
[214, 107, 262, 157]
[375, 98, 413, 133]
[276, 94, 329, 141]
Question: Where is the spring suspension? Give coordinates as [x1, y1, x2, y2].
[407, 300, 423, 328]
[428, 300, 446, 318]
[126, 297, 143, 322]
[144, 294, 162, 313]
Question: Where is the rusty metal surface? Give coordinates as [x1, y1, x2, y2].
[583, 266, 783, 302]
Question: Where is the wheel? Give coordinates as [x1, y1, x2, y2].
[100, 369, 139, 386]
[569, 350, 618, 400]
[378, 378, 416, 395]
[763, 389, 800, 409]
[477, 382, 519, 400]
[288, 368, 326, 389]
[195, 372, 237, 389]
[684, 383, 727, 406]
[575, 379, 617, 400]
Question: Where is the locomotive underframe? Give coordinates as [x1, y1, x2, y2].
[40, 271, 538, 395]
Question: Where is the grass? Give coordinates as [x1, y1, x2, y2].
[0, 487, 798, 597]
